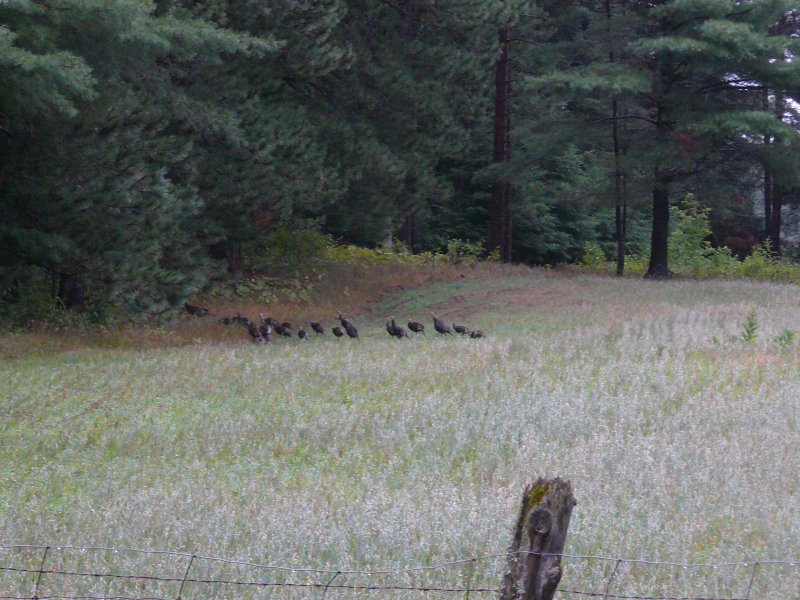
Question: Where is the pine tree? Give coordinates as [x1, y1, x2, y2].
[525, 0, 800, 276]
[0, 0, 276, 312]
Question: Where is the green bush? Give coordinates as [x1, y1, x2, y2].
[577, 242, 612, 273]
[443, 239, 486, 265]
[246, 228, 334, 274]
[773, 329, 797, 350]
[624, 254, 649, 277]
[666, 197, 739, 277]
[739, 309, 758, 344]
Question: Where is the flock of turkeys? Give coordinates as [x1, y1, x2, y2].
[185, 304, 485, 343]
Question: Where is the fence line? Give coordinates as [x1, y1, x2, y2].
[1, 544, 798, 599]
[2, 544, 796, 573]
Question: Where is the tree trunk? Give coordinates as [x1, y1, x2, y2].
[398, 213, 421, 254]
[769, 183, 783, 257]
[768, 91, 785, 257]
[763, 88, 772, 237]
[57, 273, 86, 313]
[646, 67, 673, 280]
[607, 0, 626, 276]
[646, 170, 671, 279]
[490, 24, 512, 262]
[764, 167, 773, 239]
[503, 181, 512, 262]
[210, 240, 244, 273]
[612, 97, 626, 276]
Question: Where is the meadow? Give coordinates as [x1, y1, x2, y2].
[2, 269, 800, 599]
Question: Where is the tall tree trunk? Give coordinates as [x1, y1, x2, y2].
[612, 97, 626, 276]
[57, 273, 86, 313]
[646, 169, 671, 279]
[607, 0, 625, 276]
[764, 167, 773, 239]
[646, 60, 673, 280]
[210, 240, 244, 273]
[762, 88, 772, 237]
[502, 182, 512, 263]
[769, 184, 783, 257]
[398, 213, 421, 254]
[768, 91, 785, 256]
[490, 24, 512, 262]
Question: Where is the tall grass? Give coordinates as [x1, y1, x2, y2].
[2, 273, 799, 598]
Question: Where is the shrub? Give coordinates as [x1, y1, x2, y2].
[577, 242, 612, 273]
[443, 239, 486, 265]
[773, 329, 797, 350]
[666, 197, 739, 277]
[246, 228, 334, 274]
[739, 309, 758, 344]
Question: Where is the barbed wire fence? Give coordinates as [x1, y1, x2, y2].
[1, 544, 798, 600]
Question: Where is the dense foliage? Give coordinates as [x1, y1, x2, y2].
[2, 1, 799, 315]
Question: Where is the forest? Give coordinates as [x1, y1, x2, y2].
[2, 0, 799, 317]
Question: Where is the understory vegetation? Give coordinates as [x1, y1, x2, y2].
[580, 199, 800, 282]
[2, 273, 799, 598]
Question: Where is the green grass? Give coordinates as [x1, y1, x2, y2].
[2, 272, 800, 598]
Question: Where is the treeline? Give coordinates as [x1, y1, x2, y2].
[1, 1, 799, 315]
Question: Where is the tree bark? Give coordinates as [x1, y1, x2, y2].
[646, 57, 674, 280]
[490, 24, 512, 262]
[768, 91, 785, 257]
[57, 273, 86, 313]
[769, 183, 783, 257]
[646, 169, 671, 279]
[210, 240, 244, 272]
[762, 88, 772, 237]
[398, 213, 421, 253]
[607, 1, 626, 276]
[503, 181, 512, 263]
[500, 478, 576, 600]
[612, 99, 626, 276]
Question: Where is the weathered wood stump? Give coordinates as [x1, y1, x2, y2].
[500, 478, 576, 600]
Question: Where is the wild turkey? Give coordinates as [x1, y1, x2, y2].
[337, 311, 354, 330]
[385, 317, 395, 337]
[310, 321, 324, 335]
[332, 326, 344, 338]
[387, 318, 409, 339]
[275, 323, 292, 337]
[453, 323, 468, 335]
[233, 313, 248, 325]
[469, 330, 485, 339]
[408, 321, 425, 334]
[298, 326, 308, 340]
[247, 321, 264, 343]
[344, 322, 359, 339]
[258, 315, 273, 341]
[432, 314, 453, 335]
[184, 303, 210, 317]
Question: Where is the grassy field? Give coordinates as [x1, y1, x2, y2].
[2, 269, 800, 598]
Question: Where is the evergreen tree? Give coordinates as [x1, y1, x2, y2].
[527, 0, 800, 276]
[0, 0, 276, 312]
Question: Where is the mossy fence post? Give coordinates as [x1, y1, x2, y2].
[500, 477, 576, 600]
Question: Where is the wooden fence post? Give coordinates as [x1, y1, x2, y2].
[500, 478, 576, 600]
